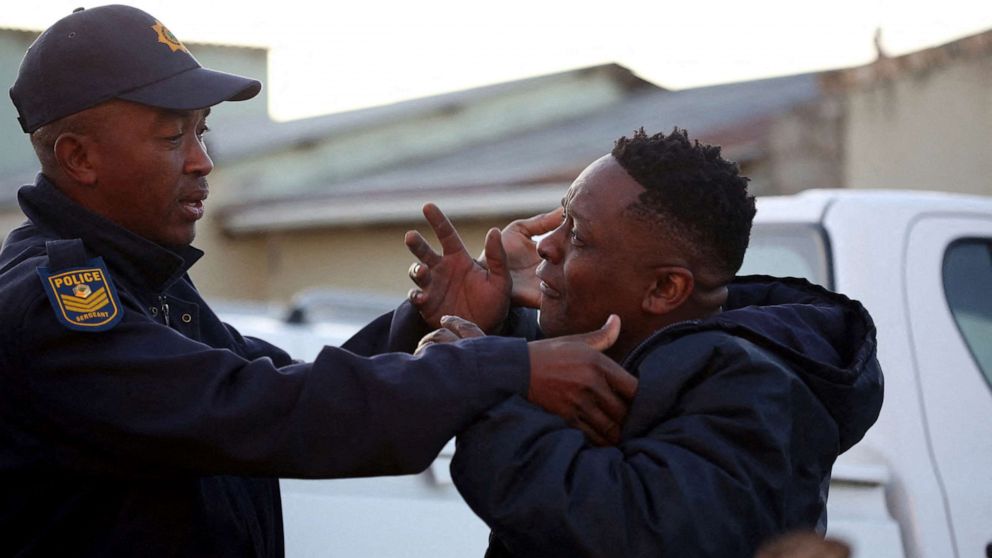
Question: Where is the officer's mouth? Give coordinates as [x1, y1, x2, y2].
[179, 190, 208, 221]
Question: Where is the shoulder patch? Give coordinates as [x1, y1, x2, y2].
[36, 257, 123, 332]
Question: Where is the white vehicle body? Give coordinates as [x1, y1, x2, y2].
[222, 189, 992, 557]
[740, 190, 992, 558]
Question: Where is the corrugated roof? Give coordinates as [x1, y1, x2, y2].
[218, 72, 822, 232]
[233, 72, 821, 201]
[208, 64, 655, 162]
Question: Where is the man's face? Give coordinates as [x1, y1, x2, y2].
[85, 100, 213, 248]
[536, 155, 671, 342]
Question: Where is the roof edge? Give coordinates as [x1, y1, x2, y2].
[219, 183, 570, 234]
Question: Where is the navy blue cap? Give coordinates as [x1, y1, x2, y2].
[9, 5, 262, 133]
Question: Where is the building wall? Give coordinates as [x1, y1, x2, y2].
[190, 44, 269, 129]
[767, 97, 846, 194]
[190, 214, 506, 303]
[0, 29, 40, 175]
[842, 54, 992, 195]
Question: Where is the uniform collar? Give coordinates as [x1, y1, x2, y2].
[18, 174, 203, 293]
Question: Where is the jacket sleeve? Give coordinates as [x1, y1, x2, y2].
[450, 333, 836, 558]
[339, 303, 542, 357]
[338, 300, 433, 356]
[5, 291, 530, 480]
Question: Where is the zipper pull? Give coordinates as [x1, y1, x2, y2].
[159, 295, 170, 327]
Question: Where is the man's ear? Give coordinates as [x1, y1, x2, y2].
[643, 266, 694, 315]
[53, 133, 98, 185]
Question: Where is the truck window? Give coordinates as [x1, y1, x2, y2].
[738, 224, 831, 288]
[943, 239, 992, 387]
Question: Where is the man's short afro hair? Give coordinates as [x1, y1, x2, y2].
[612, 128, 756, 279]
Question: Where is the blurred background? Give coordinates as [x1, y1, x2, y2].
[1, 0, 990, 308]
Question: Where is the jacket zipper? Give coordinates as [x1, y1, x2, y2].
[158, 295, 170, 327]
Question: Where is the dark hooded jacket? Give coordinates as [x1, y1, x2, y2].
[452, 276, 884, 558]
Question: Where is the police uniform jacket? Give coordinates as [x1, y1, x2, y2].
[0, 176, 530, 557]
[451, 277, 884, 558]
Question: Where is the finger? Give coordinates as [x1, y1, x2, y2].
[440, 315, 486, 339]
[424, 328, 461, 344]
[422, 203, 469, 257]
[511, 285, 542, 309]
[509, 207, 564, 236]
[407, 262, 431, 288]
[414, 328, 460, 355]
[407, 288, 424, 307]
[482, 228, 509, 279]
[566, 314, 621, 353]
[604, 366, 639, 402]
[405, 230, 442, 267]
[571, 417, 612, 447]
[595, 377, 632, 425]
[414, 337, 441, 356]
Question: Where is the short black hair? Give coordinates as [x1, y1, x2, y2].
[612, 128, 756, 280]
[30, 109, 106, 173]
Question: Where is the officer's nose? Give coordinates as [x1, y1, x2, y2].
[185, 137, 214, 177]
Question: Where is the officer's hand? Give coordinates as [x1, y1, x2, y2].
[527, 315, 639, 446]
[405, 204, 511, 332]
[487, 207, 563, 308]
[414, 315, 486, 355]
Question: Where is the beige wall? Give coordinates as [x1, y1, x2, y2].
[842, 55, 992, 195]
[767, 97, 846, 193]
[0, 195, 505, 307]
[190, 214, 504, 303]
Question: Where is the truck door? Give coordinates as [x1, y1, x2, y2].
[904, 215, 992, 558]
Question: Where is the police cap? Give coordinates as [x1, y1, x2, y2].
[9, 4, 261, 133]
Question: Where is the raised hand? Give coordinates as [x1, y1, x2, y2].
[489, 207, 563, 308]
[405, 204, 512, 332]
[526, 315, 639, 446]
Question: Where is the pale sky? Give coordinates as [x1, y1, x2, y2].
[5, 0, 992, 121]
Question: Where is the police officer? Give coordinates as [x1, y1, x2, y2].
[0, 6, 637, 557]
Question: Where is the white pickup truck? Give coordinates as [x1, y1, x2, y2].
[224, 189, 992, 558]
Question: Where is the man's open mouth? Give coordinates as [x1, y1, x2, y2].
[179, 191, 207, 220]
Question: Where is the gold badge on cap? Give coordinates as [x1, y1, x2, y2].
[152, 21, 188, 53]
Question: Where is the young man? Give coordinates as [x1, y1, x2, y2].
[0, 6, 636, 556]
[405, 129, 884, 557]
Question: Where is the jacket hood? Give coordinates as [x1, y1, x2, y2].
[633, 275, 883, 453]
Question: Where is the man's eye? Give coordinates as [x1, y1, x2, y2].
[197, 125, 210, 139]
[569, 229, 584, 245]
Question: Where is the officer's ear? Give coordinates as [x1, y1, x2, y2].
[642, 266, 694, 316]
[53, 133, 99, 186]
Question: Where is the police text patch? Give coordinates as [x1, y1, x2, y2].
[37, 257, 123, 332]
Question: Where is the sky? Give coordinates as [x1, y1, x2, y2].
[4, 0, 992, 121]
